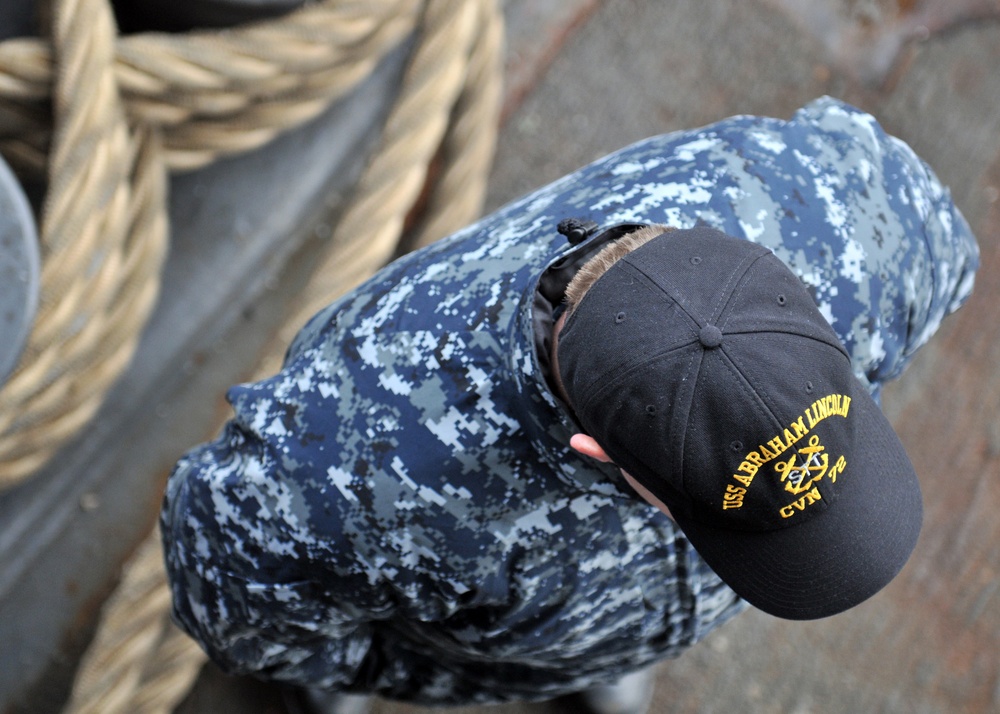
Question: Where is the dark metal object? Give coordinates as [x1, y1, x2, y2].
[113, 0, 308, 33]
[0, 155, 39, 387]
[0, 0, 36, 41]
[556, 217, 599, 244]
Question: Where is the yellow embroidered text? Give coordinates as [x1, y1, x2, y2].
[722, 393, 851, 511]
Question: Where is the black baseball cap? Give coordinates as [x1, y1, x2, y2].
[556, 225, 922, 620]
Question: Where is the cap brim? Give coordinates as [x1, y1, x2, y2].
[671, 380, 923, 620]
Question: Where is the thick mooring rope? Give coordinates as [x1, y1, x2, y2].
[0, 0, 172, 483]
[0, 0, 501, 487]
[0, 0, 421, 174]
[0, 0, 418, 484]
[13, 0, 503, 711]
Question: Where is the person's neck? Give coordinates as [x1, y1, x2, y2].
[549, 310, 572, 406]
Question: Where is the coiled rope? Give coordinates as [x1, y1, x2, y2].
[0, 0, 503, 709]
[0, 0, 501, 485]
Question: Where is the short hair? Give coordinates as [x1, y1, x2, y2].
[563, 224, 674, 314]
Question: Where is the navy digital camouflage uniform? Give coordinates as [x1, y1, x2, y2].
[162, 97, 978, 704]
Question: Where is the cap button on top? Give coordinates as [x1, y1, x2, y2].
[699, 324, 723, 348]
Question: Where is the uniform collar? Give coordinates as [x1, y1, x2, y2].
[502, 222, 652, 496]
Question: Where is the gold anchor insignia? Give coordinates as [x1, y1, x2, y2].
[774, 435, 829, 495]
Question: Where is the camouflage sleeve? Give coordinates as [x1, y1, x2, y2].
[884, 134, 979, 358]
[161, 418, 388, 688]
[793, 98, 980, 386]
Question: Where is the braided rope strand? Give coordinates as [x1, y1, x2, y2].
[0, 0, 421, 174]
[409, 0, 504, 249]
[0, 0, 169, 482]
[0, 0, 421, 484]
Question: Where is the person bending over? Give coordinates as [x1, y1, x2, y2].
[161, 97, 978, 714]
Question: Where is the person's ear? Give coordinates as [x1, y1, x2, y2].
[569, 434, 614, 463]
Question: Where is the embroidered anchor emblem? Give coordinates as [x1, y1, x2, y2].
[774, 435, 829, 495]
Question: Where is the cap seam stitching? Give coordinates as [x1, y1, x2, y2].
[715, 250, 776, 330]
[576, 340, 700, 414]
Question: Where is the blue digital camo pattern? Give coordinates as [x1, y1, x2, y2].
[162, 97, 978, 704]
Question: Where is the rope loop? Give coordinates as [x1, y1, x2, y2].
[0, 0, 502, 488]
